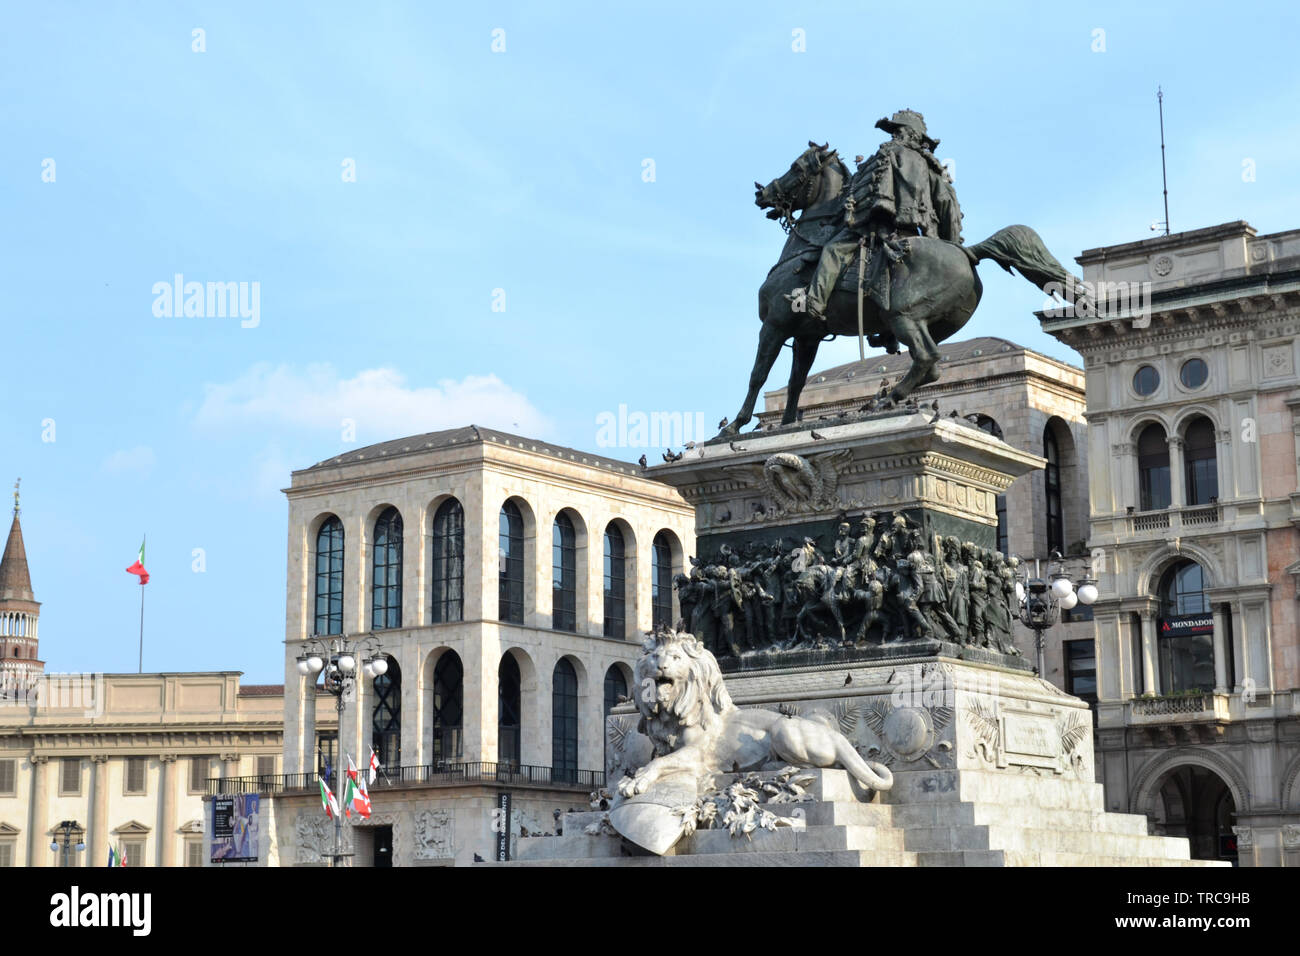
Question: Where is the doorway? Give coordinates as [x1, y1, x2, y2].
[373, 826, 392, 867]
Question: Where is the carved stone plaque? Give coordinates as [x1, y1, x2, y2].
[1000, 710, 1060, 771]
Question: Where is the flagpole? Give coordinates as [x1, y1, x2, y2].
[138, 581, 145, 674]
[138, 533, 145, 673]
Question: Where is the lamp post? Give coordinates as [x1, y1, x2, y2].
[1014, 551, 1100, 680]
[296, 634, 386, 868]
[50, 820, 85, 867]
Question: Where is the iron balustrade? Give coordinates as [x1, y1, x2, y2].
[207, 761, 603, 796]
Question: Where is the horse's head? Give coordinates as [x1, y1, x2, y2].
[754, 142, 846, 220]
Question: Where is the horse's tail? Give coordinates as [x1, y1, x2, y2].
[967, 224, 1083, 299]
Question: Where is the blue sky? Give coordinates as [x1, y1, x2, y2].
[2, 1, 1297, 682]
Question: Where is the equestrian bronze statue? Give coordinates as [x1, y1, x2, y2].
[719, 109, 1084, 437]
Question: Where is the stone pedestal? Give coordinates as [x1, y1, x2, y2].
[651, 411, 1043, 559]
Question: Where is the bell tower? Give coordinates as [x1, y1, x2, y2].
[0, 479, 43, 696]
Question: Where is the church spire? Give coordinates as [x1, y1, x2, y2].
[0, 480, 34, 604]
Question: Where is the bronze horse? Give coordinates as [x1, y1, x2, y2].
[719, 143, 1083, 437]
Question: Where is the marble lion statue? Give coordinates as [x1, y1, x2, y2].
[610, 627, 892, 853]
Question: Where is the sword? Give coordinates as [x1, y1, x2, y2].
[857, 237, 867, 361]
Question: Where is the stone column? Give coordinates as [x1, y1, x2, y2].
[297, 674, 316, 777]
[158, 754, 178, 867]
[1140, 609, 1158, 695]
[1212, 603, 1229, 694]
[28, 755, 49, 868]
[1229, 599, 1247, 693]
[90, 755, 110, 868]
[1167, 436, 1185, 509]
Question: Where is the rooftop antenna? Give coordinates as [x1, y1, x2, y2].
[1152, 86, 1170, 235]
[11, 478, 18, 516]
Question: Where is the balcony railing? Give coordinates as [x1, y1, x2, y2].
[207, 761, 603, 796]
[1180, 505, 1220, 527]
[1129, 692, 1227, 724]
[1128, 510, 1170, 533]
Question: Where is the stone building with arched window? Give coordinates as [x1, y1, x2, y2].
[1041, 220, 1300, 866]
[253, 425, 693, 866]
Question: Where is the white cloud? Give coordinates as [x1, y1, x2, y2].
[193, 363, 551, 441]
[102, 445, 156, 476]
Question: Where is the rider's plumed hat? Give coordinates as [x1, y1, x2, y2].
[876, 109, 939, 150]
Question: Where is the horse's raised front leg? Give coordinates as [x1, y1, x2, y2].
[722, 319, 787, 437]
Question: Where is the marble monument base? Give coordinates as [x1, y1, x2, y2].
[509, 655, 1227, 867]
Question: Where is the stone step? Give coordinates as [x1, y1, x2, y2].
[682, 822, 908, 856]
[914, 849, 1228, 867]
[891, 802, 1151, 835]
[888, 770, 1109, 812]
[902, 823, 1192, 859]
[501, 849, 917, 867]
[767, 799, 897, 828]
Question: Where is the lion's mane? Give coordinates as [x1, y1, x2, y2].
[633, 629, 735, 756]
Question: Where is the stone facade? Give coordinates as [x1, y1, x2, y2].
[0, 671, 309, 867]
[267, 425, 694, 865]
[1042, 220, 1300, 866]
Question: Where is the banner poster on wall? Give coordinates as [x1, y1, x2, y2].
[211, 793, 260, 864]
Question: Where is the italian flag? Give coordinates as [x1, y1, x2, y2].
[125, 538, 150, 585]
[318, 776, 340, 819]
[344, 755, 371, 819]
[107, 845, 125, 867]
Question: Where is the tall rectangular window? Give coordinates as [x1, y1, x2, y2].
[125, 757, 146, 795]
[121, 839, 145, 868]
[0, 759, 13, 796]
[256, 755, 276, 778]
[371, 507, 403, 630]
[189, 756, 210, 793]
[60, 758, 80, 796]
[1130, 613, 1145, 696]
[498, 502, 524, 624]
[652, 533, 674, 630]
[0, 842, 13, 867]
[1064, 640, 1097, 703]
[432, 499, 465, 623]
[552, 513, 577, 632]
[314, 516, 345, 636]
[603, 525, 626, 639]
[186, 841, 204, 868]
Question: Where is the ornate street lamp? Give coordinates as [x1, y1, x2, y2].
[50, 819, 85, 867]
[296, 633, 386, 867]
[1014, 551, 1099, 680]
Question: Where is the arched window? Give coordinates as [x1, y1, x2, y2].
[498, 655, 521, 769]
[603, 665, 627, 716]
[371, 657, 401, 768]
[1044, 425, 1063, 553]
[652, 532, 674, 630]
[498, 502, 524, 624]
[552, 513, 577, 632]
[431, 652, 463, 767]
[1137, 424, 1171, 512]
[314, 516, 344, 636]
[371, 507, 403, 630]
[552, 659, 579, 782]
[1157, 560, 1214, 695]
[603, 665, 628, 767]
[972, 416, 1008, 551]
[432, 499, 464, 623]
[1183, 417, 1219, 506]
[603, 524, 625, 638]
